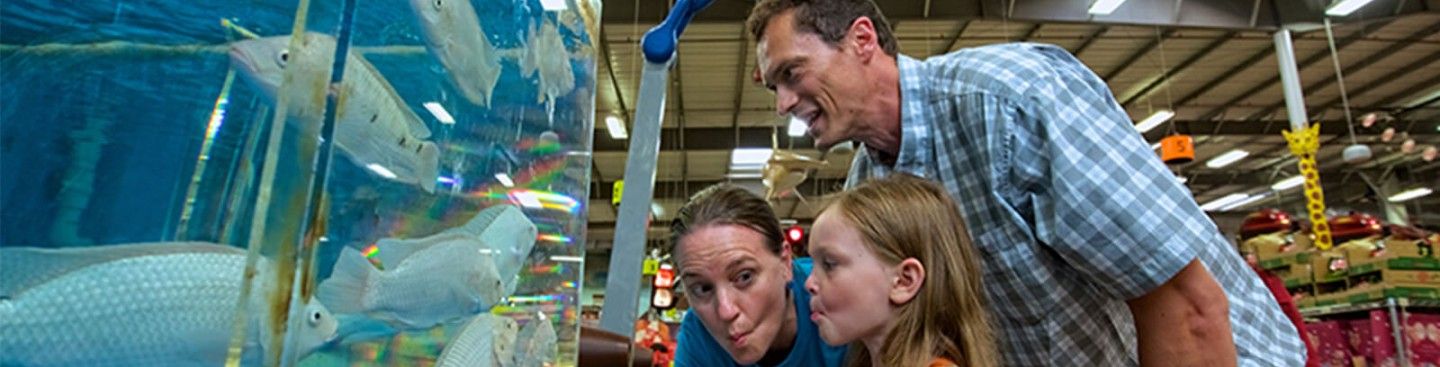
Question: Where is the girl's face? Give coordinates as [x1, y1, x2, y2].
[677, 224, 795, 364]
[805, 210, 901, 346]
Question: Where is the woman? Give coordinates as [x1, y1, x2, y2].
[806, 174, 998, 367]
[670, 184, 846, 367]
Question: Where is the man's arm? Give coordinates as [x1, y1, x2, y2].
[1126, 259, 1237, 367]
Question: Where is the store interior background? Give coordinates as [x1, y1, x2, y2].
[578, 0, 1439, 323]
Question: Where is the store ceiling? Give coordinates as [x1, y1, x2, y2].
[584, 0, 1440, 249]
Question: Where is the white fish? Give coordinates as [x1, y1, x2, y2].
[435, 314, 519, 367]
[763, 149, 826, 201]
[317, 204, 537, 331]
[410, 0, 503, 108]
[0, 242, 338, 367]
[520, 19, 576, 107]
[511, 315, 558, 367]
[229, 33, 440, 192]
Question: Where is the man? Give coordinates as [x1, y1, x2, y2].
[745, 0, 1306, 366]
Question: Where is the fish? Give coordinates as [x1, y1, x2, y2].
[317, 204, 537, 331]
[410, 0, 503, 108]
[511, 315, 558, 367]
[520, 19, 576, 107]
[0, 242, 338, 367]
[229, 33, 440, 193]
[434, 314, 519, 367]
[762, 149, 827, 201]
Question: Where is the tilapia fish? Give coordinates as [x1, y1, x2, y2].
[763, 149, 827, 201]
[511, 316, 558, 367]
[411, 0, 502, 107]
[434, 314, 518, 367]
[0, 242, 338, 367]
[229, 33, 439, 193]
[318, 204, 537, 331]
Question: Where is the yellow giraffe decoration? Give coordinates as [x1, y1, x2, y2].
[1282, 122, 1333, 250]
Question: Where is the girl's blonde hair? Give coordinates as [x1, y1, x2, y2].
[828, 174, 999, 367]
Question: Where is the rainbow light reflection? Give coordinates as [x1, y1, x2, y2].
[537, 233, 573, 243]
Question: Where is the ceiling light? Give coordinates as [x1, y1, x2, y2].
[1326, 0, 1376, 16]
[1088, 0, 1127, 14]
[549, 255, 584, 263]
[1134, 110, 1174, 133]
[725, 172, 764, 179]
[1221, 193, 1269, 211]
[366, 164, 397, 179]
[787, 116, 807, 137]
[495, 173, 515, 187]
[1176, 175, 1188, 184]
[1388, 187, 1433, 202]
[423, 102, 455, 124]
[1271, 175, 1305, 191]
[1200, 193, 1249, 212]
[1151, 142, 1162, 150]
[605, 115, 627, 139]
[1206, 149, 1250, 169]
[730, 148, 773, 171]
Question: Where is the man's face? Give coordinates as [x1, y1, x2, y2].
[757, 11, 867, 150]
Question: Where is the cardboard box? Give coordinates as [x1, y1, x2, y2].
[1260, 249, 1316, 271]
[1284, 268, 1315, 288]
[1337, 284, 1440, 304]
[1349, 239, 1440, 271]
[1350, 269, 1440, 288]
[1314, 251, 1352, 285]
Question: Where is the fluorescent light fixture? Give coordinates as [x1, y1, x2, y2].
[1151, 142, 1162, 150]
[1388, 187, 1433, 202]
[539, 0, 567, 11]
[1200, 193, 1249, 212]
[1221, 193, 1269, 211]
[1088, 0, 1127, 15]
[422, 102, 455, 124]
[605, 115, 628, 139]
[495, 173, 515, 187]
[1326, 0, 1376, 16]
[1206, 149, 1250, 169]
[366, 163, 397, 179]
[550, 255, 584, 263]
[1176, 175, 1188, 184]
[787, 116, 807, 137]
[1134, 110, 1174, 133]
[730, 148, 773, 171]
[1271, 175, 1305, 191]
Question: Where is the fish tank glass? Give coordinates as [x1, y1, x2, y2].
[1, 0, 598, 366]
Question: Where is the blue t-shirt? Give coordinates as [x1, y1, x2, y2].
[673, 258, 847, 367]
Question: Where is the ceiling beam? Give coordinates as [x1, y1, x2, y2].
[1103, 29, 1176, 82]
[1120, 32, 1236, 106]
[591, 178, 848, 201]
[935, 20, 972, 55]
[1170, 43, 1273, 108]
[1310, 48, 1440, 119]
[1193, 21, 1389, 121]
[1367, 72, 1440, 109]
[1244, 22, 1440, 121]
[1070, 26, 1109, 57]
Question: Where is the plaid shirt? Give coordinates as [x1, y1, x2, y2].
[846, 44, 1305, 366]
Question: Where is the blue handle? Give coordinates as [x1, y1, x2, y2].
[641, 0, 715, 64]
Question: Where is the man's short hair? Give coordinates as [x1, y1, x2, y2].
[746, 0, 899, 56]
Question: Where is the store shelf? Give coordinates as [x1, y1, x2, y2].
[1301, 297, 1440, 318]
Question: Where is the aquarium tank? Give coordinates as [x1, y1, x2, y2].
[1, 0, 598, 365]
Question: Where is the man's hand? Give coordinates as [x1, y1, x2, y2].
[1126, 259, 1237, 367]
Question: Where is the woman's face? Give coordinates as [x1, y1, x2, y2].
[805, 210, 899, 346]
[677, 224, 794, 364]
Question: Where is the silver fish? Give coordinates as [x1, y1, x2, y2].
[229, 33, 440, 193]
[435, 314, 519, 367]
[317, 204, 537, 331]
[411, 0, 503, 107]
[0, 242, 338, 367]
[511, 315, 557, 367]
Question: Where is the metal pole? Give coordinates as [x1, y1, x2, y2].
[1274, 29, 1308, 132]
[599, 59, 670, 335]
[1388, 297, 1409, 367]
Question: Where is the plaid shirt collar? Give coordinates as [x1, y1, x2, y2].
[860, 55, 933, 178]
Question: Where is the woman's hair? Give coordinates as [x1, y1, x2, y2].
[827, 174, 999, 367]
[670, 184, 784, 260]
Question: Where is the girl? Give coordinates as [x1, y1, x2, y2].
[805, 174, 999, 367]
